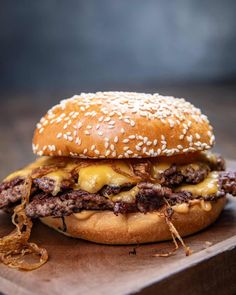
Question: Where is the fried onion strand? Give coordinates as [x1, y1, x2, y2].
[0, 177, 48, 270]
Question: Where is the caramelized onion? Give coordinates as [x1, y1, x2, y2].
[153, 204, 192, 257]
[0, 177, 48, 270]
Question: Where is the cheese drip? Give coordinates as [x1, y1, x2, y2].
[172, 200, 213, 213]
[175, 171, 219, 197]
[77, 163, 135, 193]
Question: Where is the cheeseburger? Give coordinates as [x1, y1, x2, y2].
[0, 91, 235, 270]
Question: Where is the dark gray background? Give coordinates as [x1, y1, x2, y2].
[0, 0, 236, 95]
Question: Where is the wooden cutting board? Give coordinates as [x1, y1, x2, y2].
[0, 160, 236, 295]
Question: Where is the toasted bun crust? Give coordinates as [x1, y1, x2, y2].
[33, 92, 215, 159]
[40, 197, 226, 244]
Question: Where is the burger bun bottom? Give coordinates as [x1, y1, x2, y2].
[40, 197, 226, 245]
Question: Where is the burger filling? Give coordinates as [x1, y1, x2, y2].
[1, 151, 235, 218]
[0, 151, 236, 270]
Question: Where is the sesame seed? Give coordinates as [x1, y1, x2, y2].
[126, 150, 133, 154]
[121, 128, 125, 134]
[187, 135, 193, 142]
[177, 144, 183, 149]
[128, 135, 136, 139]
[77, 122, 82, 129]
[162, 144, 167, 150]
[114, 136, 119, 143]
[42, 120, 48, 126]
[84, 130, 90, 135]
[75, 137, 81, 145]
[130, 120, 135, 127]
[123, 139, 129, 143]
[111, 151, 116, 157]
[196, 133, 201, 139]
[157, 148, 161, 155]
[137, 142, 144, 146]
[135, 145, 142, 151]
[105, 150, 111, 156]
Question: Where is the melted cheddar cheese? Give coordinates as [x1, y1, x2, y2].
[175, 171, 219, 197]
[77, 163, 135, 193]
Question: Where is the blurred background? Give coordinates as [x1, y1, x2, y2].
[0, 0, 235, 177]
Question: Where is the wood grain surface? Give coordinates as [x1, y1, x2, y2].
[0, 161, 235, 295]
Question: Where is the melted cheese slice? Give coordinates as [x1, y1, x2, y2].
[111, 186, 139, 203]
[45, 171, 71, 196]
[77, 163, 135, 193]
[175, 171, 219, 197]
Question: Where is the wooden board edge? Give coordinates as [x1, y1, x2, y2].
[131, 235, 236, 295]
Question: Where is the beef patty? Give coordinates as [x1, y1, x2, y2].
[25, 173, 236, 218]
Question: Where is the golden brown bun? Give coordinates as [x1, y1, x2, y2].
[33, 92, 214, 159]
[40, 197, 226, 244]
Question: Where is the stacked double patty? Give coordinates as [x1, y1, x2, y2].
[1, 152, 235, 219]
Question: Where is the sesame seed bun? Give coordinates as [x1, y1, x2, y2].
[40, 197, 226, 244]
[33, 92, 215, 159]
